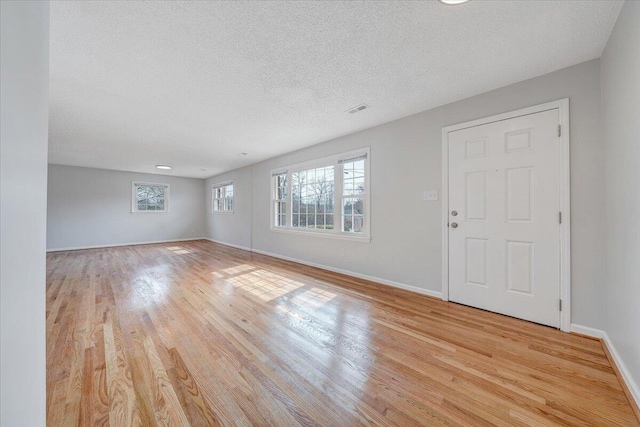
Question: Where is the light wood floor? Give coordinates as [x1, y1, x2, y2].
[46, 240, 639, 426]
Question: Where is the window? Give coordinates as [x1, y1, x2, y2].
[340, 157, 366, 233]
[291, 165, 335, 230]
[212, 182, 233, 212]
[273, 172, 287, 227]
[132, 182, 169, 212]
[270, 148, 369, 240]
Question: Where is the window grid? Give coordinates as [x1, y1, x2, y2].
[132, 183, 169, 212]
[270, 149, 368, 239]
[213, 183, 233, 212]
[340, 159, 365, 233]
[291, 166, 335, 232]
[273, 173, 287, 227]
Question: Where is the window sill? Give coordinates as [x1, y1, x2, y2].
[131, 210, 170, 214]
[269, 227, 370, 243]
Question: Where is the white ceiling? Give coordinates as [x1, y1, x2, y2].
[49, 0, 623, 179]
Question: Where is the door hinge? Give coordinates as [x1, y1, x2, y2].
[559, 299, 562, 311]
[558, 124, 562, 137]
[559, 212, 562, 224]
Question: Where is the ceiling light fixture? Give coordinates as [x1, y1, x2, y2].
[237, 152, 248, 156]
[438, 0, 471, 5]
[347, 104, 370, 114]
[156, 164, 172, 170]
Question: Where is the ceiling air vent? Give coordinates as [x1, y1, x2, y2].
[347, 104, 370, 114]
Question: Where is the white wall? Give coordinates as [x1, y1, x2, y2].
[205, 166, 253, 249]
[207, 59, 604, 329]
[47, 165, 206, 250]
[601, 0, 640, 402]
[0, 1, 49, 425]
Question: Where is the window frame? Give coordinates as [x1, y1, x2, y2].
[339, 155, 368, 235]
[131, 181, 170, 213]
[270, 147, 370, 242]
[212, 181, 234, 213]
[272, 172, 288, 228]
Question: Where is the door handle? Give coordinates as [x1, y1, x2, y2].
[451, 222, 458, 229]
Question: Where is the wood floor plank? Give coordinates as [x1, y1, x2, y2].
[46, 240, 640, 426]
[92, 356, 110, 427]
[103, 313, 143, 426]
[166, 347, 222, 426]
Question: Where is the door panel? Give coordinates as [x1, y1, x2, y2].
[448, 109, 561, 327]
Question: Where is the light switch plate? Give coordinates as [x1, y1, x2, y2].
[423, 191, 438, 201]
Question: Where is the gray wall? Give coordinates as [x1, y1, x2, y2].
[205, 166, 253, 249]
[47, 165, 207, 250]
[601, 0, 640, 399]
[0, 1, 49, 425]
[207, 59, 604, 329]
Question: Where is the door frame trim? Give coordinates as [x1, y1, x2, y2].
[441, 98, 571, 332]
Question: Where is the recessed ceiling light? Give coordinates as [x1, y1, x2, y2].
[438, 0, 471, 5]
[156, 164, 172, 170]
[346, 104, 370, 114]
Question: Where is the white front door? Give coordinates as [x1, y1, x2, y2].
[447, 109, 561, 327]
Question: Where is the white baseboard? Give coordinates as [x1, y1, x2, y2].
[46, 237, 205, 252]
[203, 238, 252, 252]
[250, 248, 442, 300]
[571, 324, 639, 410]
[602, 331, 640, 410]
[570, 323, 605, 339]
[201, 239, 442, 299]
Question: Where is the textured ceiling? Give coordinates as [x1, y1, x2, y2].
[49, 0, 623, 178]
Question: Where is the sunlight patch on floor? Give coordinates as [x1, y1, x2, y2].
[290, 287, 336, 309]
[222, 264, 255, 275]
[166, 246, 193, 255]
[226, 269, 305, 301]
